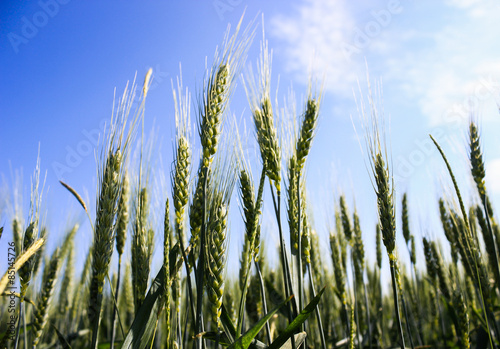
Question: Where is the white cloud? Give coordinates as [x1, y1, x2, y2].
[446, 0, 481, 8]
[269, 0, 359, 96]
[270, 0, 500, 126]
[487, 158, 500, 194]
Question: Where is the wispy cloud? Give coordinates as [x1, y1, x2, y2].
[269, 0, 358, 96]
[270, 0, 500, 126]
[487, 157, 500, 194]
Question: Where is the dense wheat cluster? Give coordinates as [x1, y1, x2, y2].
[1, 17, 500, 349]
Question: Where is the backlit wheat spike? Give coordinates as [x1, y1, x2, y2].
[173, 135, 191, 242]
[171, 254, 181, 333]
[453, 290, 470, 349]
[19, 222, 38, 298]
[88, 150, 121, 327]
[352, 210, 365, 286]
[205, 153, 235, 330]
[449, 210, 474, 278]
[198, 15, 253, 168]
[465, 276, 477, 314]
[132, 187, 154, 311]
[252, 166, 266, 261]
[243, 29, 281, 190]
[469, 121, 500, 290]
[430, 241, 450, 299]
[469, 122, 486, 197]
[58, 240, 74, 315]
[330, 232, 346, 306]
[439, 198, 458, 263]
[374, 154, 396, 256]
[401, 193, 410, 245]
[335, 209, 348, 271]
[474, 205, 499, 282]
[12, 218, 22, 257]
[32, 248, 61, 347]
[296, 96, 320, 169]
[349, 303, 356, 349]
[88, 69, 151, 349]
[32, 226, 47, 278]
[206, 200, 229, 329]
[239, 168, 256, 291]
[116, 171, 130, 258]
[301, 209, 311, 264]
[339, 195, 353, 243]
[376, 224, 382, 269]
[189, 166, 207, 252]
[309, 229, 323, 287]
[410, 235, 416, 266]
[359, 78, 405, 349]
[287, 155, 300, 254]
[254, 98, 281, 189]
[200, 64, 228, 166]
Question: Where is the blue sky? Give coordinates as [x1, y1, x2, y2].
[2, 0, 500, 278]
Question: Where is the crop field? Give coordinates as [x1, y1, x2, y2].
[1, 13, 500, 349]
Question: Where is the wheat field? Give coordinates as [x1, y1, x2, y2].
[1, 16, 500, 349]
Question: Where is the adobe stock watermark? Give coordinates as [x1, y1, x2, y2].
[441, 75, 500, 128]
[393, 75, 500, 183]
[342, 0, 404, 61]
[52, 119, 106, 180]
[7, 0, 71, 54]
[128, 64, 169, 113]
[213, 0, 243, 21]
[52, 66, 168, 179]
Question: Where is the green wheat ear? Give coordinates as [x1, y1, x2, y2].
[205, 150, 236, 330]
[309, 229, 323, 286]
[330, 231, 346, 305]
[243, 33, 281, 191]
[239, 168, 256, 291]
[469, 121, 486, 197]
[287, 155, 300, 254]
[89, 150, 122, 325]
[116, 171, 130, 258]
[132, 187, 154, 311]
[453, 290, 470, 349]
[173, 136, 191, 239]
[301, 209, 311, 264]
[58, 238, 75, 315]
[339, 195, 353, 243]
[206, 202, 229, 329]
[376, 223, 382, 269]
[352, 209, 365, 286]
[374, 153, 396, 256]
[88, 69, 145, 349]
[401, 193, 410, 245]
[32, 247, 61, 346]
[296, 97, 320, 169]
